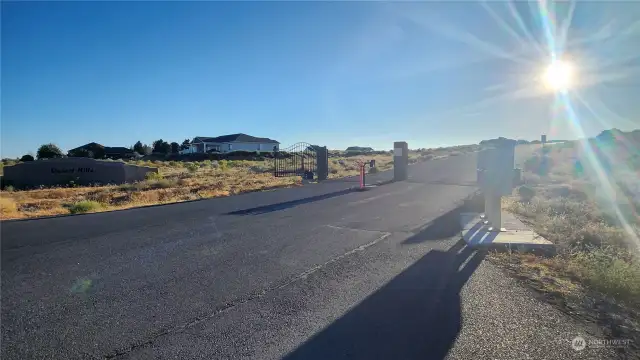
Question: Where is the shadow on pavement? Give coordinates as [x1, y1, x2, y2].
[407, 179, 478, 187]
[283, 239, 486, 360]
[226, 188, 355, 215]
[402, 192, 484, 245]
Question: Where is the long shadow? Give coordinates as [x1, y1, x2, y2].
[226, 188, 355, 215]
[283, 240, 486, 360]
[407, 179, 478, 187]
[402, 192, 484, 245]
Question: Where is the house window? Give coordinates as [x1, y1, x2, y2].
[258, 144, 261, 151]
[228, 144, 232, 151]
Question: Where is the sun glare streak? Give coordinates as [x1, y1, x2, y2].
[392, 5, 538, 66]
[574, 92, 638, 152]
[534, 0, 640, 249]
[576, 90, 637, 127]
[560, 93, 640, 248]
[573, 93, 640, 229]
[558, 0, 577, 54]
[479, 1, 545, 56]
[506, 0, 547, 56]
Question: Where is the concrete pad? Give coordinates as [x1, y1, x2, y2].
[460, 212, 555, 254]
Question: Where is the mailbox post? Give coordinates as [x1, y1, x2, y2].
[477, 141, 516, 231]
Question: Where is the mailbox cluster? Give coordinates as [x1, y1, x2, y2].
[476, 141, 517, 231]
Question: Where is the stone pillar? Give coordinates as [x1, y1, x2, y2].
[393, 141, 408, 181]
[317, 146, 329, 181]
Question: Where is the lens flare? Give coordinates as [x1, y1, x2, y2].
[543, 60, 574, 91]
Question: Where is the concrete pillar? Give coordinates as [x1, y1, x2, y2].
[317, 146, 328, 181]
[393, 141, 408, 181]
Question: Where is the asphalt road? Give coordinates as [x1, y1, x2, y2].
[1, 153, 616, 359]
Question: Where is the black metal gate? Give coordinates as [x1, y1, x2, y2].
[274, 142, 328, 180]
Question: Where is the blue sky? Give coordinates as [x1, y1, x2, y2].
[2, 1, 639, 158]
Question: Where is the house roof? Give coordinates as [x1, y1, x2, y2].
[69, 143, 133, 154]
[104, 147, 134, 154]
[69, 142, 105, 152]
[193, 133, 279, 144]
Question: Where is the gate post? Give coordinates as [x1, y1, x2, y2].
[393, 141, 408, 181]
[317, 146, 329, 181]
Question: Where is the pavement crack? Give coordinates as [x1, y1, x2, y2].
[102, 232, 392, 359]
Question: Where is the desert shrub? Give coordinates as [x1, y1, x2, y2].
[330, 168, 338, 174]
[3, 185, 15, 192]
[20, 154, 34, 162]
[210, 160, 220, 169]
[68, 200, 102, 214]
[118, 183, 137, 191]
[568, 248, 640, 305]
[226, 150, 257, 157]
[524, 154, 554, 175]
[249, 165, 269, 173]
[147, 179, 176, 189]
[219, 160, 228, 171]
[145, 171, 163, 180]
[185, 162, 199, 173]
[517, 185, 536, 202]
[508, 196, 628, 250]
[200, 160, 212, 168]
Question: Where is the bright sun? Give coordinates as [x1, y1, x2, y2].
[543, 60, 574, 91]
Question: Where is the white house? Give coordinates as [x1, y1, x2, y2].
[182, 133, 280, 154]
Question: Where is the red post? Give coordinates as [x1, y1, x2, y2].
[360, 164, 364, 189]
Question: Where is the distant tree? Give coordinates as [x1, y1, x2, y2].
[170, 142, 180, 154]
[180, 139, 191, 150]
[67, 148, 93, 158]
[20, 154, 34, 162]
[152, 139, 171, 154]
[133, 141, 145, 154]
[142, 144, 152, 155]
[36, 143, 64, 160]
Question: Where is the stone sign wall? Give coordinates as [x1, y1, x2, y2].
[3, 158, 158, 188]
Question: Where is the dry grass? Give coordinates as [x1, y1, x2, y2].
[497, 141, 640, 310]
[0, 161, 301, 219]
[328, 153, 397, 179]
[0, 197, 19, 218]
